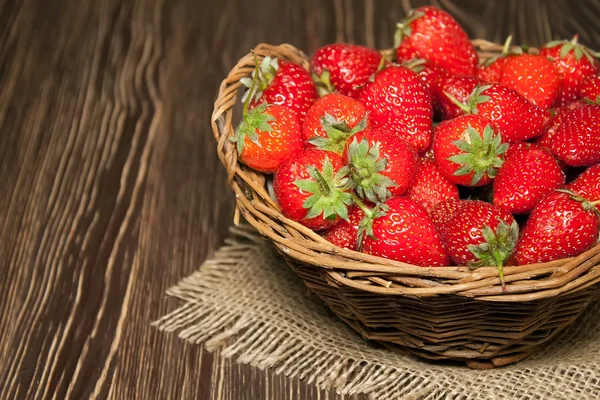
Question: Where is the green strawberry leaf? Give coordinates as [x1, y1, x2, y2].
[347, 138, 397, 203]
[394, 10, 425, 48]
[312, 69, 336, 97]
[231, 103, 274, 154]
[308, 114, 368, 155]
[294, 156, 353, 223]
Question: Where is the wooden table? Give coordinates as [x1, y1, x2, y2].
[1, 1, 599, 398]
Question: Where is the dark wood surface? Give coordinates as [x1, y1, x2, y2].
[1, 1, 599, 399]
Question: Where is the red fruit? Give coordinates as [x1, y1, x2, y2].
[273, 149, 352, 230]
[430, 199, 461, 227]
[534, 111, 567, 149]
[515, 191, 600, 265]
[363, 197, 450, 266]
[310, 44, 382, 100]
[395, 6, 478, 76]
[403, 59, 448, 115]
[539, 38, 599, 107]
[433, 114, 508, 186]
[232, 104, 303, 173]
[476, 36, 515, 83]
[344, 128, 418, 202]
[359, 65, 433, 151]
[450, 84, 549, 142]
[567, 164, 600, 201]
[323, 206, 365, 250]
[580, 75, 600, 102]
[434, 74, 482, 120]
[493, 144, 565, 214]
[550, 104, 600, 166]
[436, 200, 518, 285]
[406, 158, 460, 213]
[499, 54, 560, 109]
[242, 57, 318, 122]
[302, 93, 369, 155]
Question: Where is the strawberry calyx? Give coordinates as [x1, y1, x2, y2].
[294, 156, 354, 222]
[394, 9, 425, 48]
[308, 114, 368, 155]
[241, 56, 280, 103]
[584, 96, 600, 105]
[352, 195, 389, 250]
[447, 124, 508, 185]
[346, 137, 397, 203]
[445, 84, 492, 115]
[401, 58, 427, 73]
[232, 52, 275, 154]
[467, 219, 519, 288]
[312, 69, 336, 97]
[481, 35, 514, 67]
[544, 35, 600, 65]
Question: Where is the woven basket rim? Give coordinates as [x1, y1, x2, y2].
[211, 39, 600, 301]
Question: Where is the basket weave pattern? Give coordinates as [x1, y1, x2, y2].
[211, 41, 600, 368]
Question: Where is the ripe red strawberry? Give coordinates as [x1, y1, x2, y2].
[499, 54, 560, 109]
[322, 206, 365, 250]
[363, 197, 450, 266]
[539, 37, 599, 107]
[493, 144, 565, 214]
[310, 44, 382, 100]
[232, 103, 303, 173]
[273, 149, 352, 230]
[302, 93, 369, 155]
[434, 74, 482, 120]
[343, 129, 418, 202]
[359, 65, 433, 151]
[567, 164, 600, 201]
[433, 114, 508, 186]
[515, 190, 600, 265]
[395, 6, 478, 76]
[534, 111, 567, 149]
[435, 200, 518, 285]
[406, 158, 460, 213]
[580, 75, 600, 102]
[476, 36, 515, 83]
[449, 84, 549, 142]
[550, 104, 600, 167]
[430, 199, 461, 227]
[402, 59, 448, 115]
[241, 56, 318, 122]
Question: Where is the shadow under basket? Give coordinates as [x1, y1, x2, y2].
[211, 40, 600, 369]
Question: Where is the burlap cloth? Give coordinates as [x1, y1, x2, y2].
[154, 225, 600, 399]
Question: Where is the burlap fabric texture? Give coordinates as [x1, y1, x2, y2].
[154, 225, 600, 399]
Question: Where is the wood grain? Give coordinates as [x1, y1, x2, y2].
[1, 0, 599, 399]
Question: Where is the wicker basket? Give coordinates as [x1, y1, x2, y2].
[211, 40, 600, 369]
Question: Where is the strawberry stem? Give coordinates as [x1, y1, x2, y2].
[502, 35, 513, 55]
[571, 34, 580, 46]
[308, 165, 332, 196]
[243, 51, 261, 117]
[494, 253, 506, 289]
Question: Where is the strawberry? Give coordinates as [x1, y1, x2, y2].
[241, 56, 318, 122]
[534, 111, 567, 149]
[579, 75, 600, 102]
[515, 190, 600, 265]
[273, 149, 352, 230]
[499, 53, 560, 109]
[233, 66, 304, 173]
[567, 164, 600, 201]
[343, 129, 418, 202]
[310, 44, 382, 100]
[493, 144, 565, 214]
[448, 84, 549, 142]
[476, 36, 515, 83]
[434, 74, 482, 120]
[435, 200, 518, 285]
[359, 65, 433, 151]
[322, 206, 365, 250]
[430, 199, 461, 227]
[539, 37, 599, 107]
[402, 59, 448, 115]
[302, 93, 369, 155]
[433, 114, 508, 186]
[406, 158, 460, 213]
[395, 6, 478, 76]
[550, 104, 600, 167]
[362, 197, 450, 266]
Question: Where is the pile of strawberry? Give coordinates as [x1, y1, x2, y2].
[232, 6, 600, 285]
